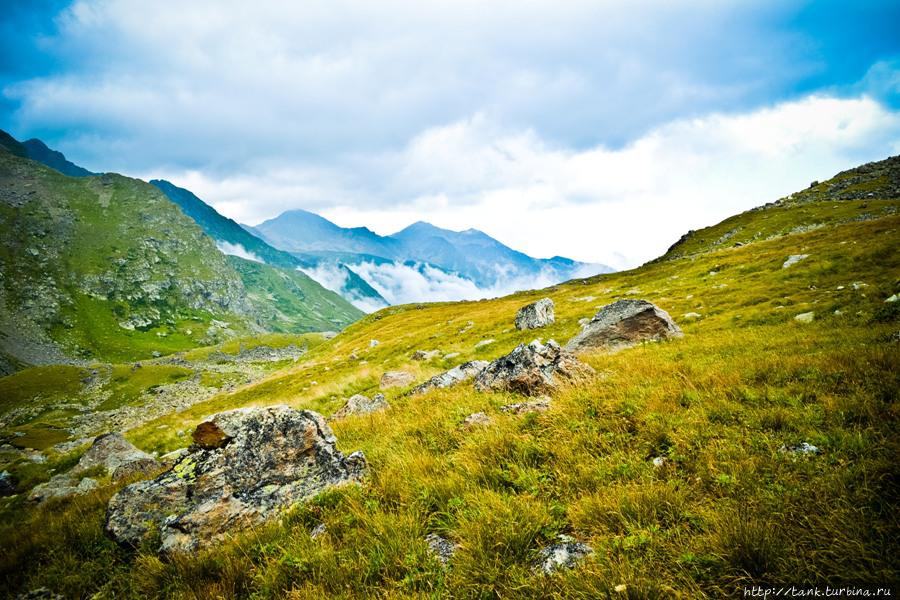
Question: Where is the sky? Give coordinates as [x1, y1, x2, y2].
[2, 0, 900, 269]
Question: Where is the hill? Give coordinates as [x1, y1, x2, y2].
[0, 145, 362, 371]
[0, 155, 897, 597]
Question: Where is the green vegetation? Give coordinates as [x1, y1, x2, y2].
[0, 158, 898, 597]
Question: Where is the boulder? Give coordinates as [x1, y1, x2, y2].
[380, 371, 415, 389]
[105, 406, 367, 554]
[566, 299, 683, 353]
[532, 535, 593, 575]
[515, 298, 555, 330]
[410, 361, 489, 395]
[474, 340, 593, 396]
[331, 393, 389, 419]
[28, 433, 161, 503]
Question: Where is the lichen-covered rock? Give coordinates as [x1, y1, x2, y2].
[566, 299, 683, 353]
[380, 371, 415, 389]
[105, 405, 366, 554]
[532, 535, 593, 575]
[474, 340, 593, 396]
[515, 298, 555, 330]
[331, 393, 389, 419]
[410, 361, 490, 395]
[112, 457, 164, 482]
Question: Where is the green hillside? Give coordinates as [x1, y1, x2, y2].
[0, 148, 361, 370]
[0, 157, 898, 598]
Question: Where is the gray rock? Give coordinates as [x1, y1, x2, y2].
[29, 475, 97, 502]
[426, 533, 459, 566]
[461, 412, 492, 429]
[112, 457, 163, 482]
[331, 393, 389, 419]
[380, 371, 415, 389]
[369, 339, 380, 348]
[77, 432, 159, 475]
[681, 312, 702, 319]
[474, 340, 593, 396]
[105, 406, 366, 554]
[515, 298, 555, 330]
[410, 361, 490, 395]
[794, 312, 815, 323]
[532, 535, 593, 574]
[0, 470, 17, 496]
[780, 442, 821, 455]
[500, 397, 551, 415]
[566, 299, 683, 353]
[411, 350, 440, 361]
[782, 254, 809, 268]
[310, 523, 327, 539]
[474, 339, 495, 348]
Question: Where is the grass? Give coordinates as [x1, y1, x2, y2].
[0, 184, 898, 596]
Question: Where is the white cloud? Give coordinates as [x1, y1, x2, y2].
[215, 240, 263, 263]
[296, 264, 388, 313]
[161, 94, 900, 269]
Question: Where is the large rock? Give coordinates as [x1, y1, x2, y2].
[566, 299, 682, 353]
[331, 393, 389, 419]
[474, 340, 593, 396]
[515, 298, 555, 330]
[105, 406, 367, 554]
[380, 370, 415, 389]
[28, 432, 160, 502]
[410, 361, 490, 395]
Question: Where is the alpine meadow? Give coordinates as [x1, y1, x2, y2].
[1, 2, 899, 599]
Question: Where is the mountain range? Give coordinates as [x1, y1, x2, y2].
[249, 209, 612, 307]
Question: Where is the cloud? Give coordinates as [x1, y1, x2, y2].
[215, 241, 263, 263]
[296, 264, 388, 313]
[158, 94, 900, 268]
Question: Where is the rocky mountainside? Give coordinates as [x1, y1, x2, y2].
[0, 142, 362, 371]
[151, 180, 389, 311]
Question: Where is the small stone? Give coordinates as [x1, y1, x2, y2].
[652, 456, 668, 468]
[443, 352, 460, 360]
[781, 442, 821, 455]
[0, 470, 17, 496]
[380, 371, 415, 389]
[425, 533, 459, 566]
[782, 254, 809, 269]
[411, 350, 440, 361]
[794, 312, 815, 323]
[310, 523, 327, 539]
[369, 339, 380, 348]
[500, 397, 551, 415]
[532, 536, 593, 575]
[331, 394, 389, 419]
[410, 361, 490, 395]
[461, 412, 492, 429]
[474, 339, 495, 348]
[885, 294, 898, 303]
[681, 312, 702, 319]
[15, 588, 65, 600]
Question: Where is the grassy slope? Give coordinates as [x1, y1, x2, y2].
[229, 256, 363, 333]
[1, 171, 898, 597]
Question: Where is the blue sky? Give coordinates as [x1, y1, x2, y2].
[2, 0, 899, 267]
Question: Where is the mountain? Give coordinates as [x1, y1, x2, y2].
[252, 211, 613, 305]
[0, 135, 363, 370]
[150, 180, 389, 311]
[21, 139, 96, 177]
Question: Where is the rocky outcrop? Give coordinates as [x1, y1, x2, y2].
[532, 535, 594, 575]
[515, 298, 555, 330]
[474, 340, 593, 396]
[28, 432, 160, 502]
[410, 361, 489, 395]
[331, 393, 389, 419]
[105, 406, 366, 553]
[566, 299, 682, 353]
[380, 371, 415, 389]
